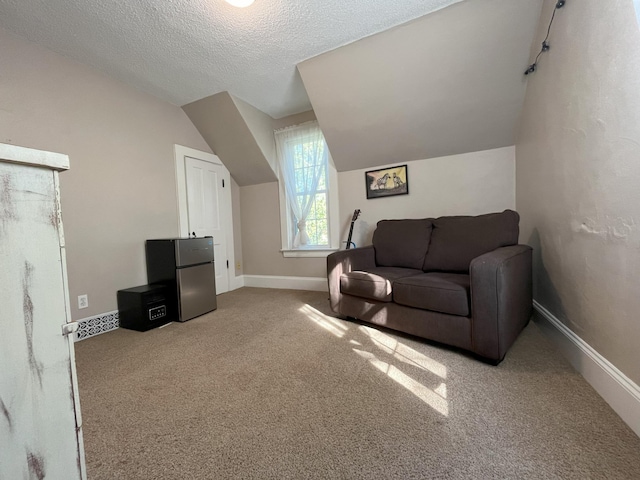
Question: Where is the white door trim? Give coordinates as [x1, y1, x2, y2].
[174, 144, 236, 292]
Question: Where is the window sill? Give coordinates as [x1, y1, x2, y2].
[281, 248, 338, 258]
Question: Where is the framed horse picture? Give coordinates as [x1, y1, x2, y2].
[365, 164, 408, 199]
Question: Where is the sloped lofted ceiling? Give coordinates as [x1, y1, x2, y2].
[298, 0, 544, 171]
[183, 92, 278, 186]
[184, 92, 317, 186]
[0, 0, 544, 183]
[0, 0, 463, 118]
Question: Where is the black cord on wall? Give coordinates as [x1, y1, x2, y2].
[524, 0, 566, 75]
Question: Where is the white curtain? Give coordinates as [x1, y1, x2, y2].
[275, 122, 327, 247]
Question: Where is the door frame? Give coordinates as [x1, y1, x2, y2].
[174, 144, 236, 292]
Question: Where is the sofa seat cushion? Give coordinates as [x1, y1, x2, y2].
[394, 273, 471, 316]
[340, 267, 423, 302]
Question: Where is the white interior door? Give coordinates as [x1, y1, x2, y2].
[184, 156, 230, 294]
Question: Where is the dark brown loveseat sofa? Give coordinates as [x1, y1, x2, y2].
[327, 210, 532, 364]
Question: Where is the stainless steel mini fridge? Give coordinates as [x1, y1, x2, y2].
[145, 237, 217, 322]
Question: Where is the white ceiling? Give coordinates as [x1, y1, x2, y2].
[0, 0, 462, 118]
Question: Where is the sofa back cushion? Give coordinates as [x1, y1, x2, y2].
[372, 219, 433, 269]
[423, 210, 520, 272]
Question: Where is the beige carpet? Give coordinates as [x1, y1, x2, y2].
[75, 287, 640, 479]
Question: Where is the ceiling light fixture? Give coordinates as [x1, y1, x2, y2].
[225, 0, 255, 7]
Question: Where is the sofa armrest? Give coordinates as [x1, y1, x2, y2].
[327, 245, 376, 313]
[470, 245, 533, 362]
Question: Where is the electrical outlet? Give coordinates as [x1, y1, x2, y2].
[78, 294, 88, 309]
[236, 261, 241, 270]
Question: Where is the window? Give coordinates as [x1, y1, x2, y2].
[275, 122, 339, 256]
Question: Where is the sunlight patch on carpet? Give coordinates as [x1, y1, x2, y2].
[359, 325, 447, 379]
[300, 304, 448, 415]
[299, 304, 348, 338]
[353, 349, 448, 416]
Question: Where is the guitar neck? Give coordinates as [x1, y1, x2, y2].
[347, 222, 356, 244]
[345, 209, 360, 249]
[346, 222, 355, 248]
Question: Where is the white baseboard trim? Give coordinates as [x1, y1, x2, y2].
[533, 300, 640, 437]
[243, 275, 328, 292]
[229, 274, 245, 291]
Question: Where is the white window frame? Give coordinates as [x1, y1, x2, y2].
[276, 124, 340, 258]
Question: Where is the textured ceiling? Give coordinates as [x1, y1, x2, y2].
[0, 0, 462, 118]
[299, 0, 543, 171]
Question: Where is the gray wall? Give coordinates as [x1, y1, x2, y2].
[239, 110, 323, 278]
[339, 147, 516, 249]
[240, 182, 327, 278]
[516, 0, 640, 384]
[0, 27, 212, 320]
[240, 147, 516, 278]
